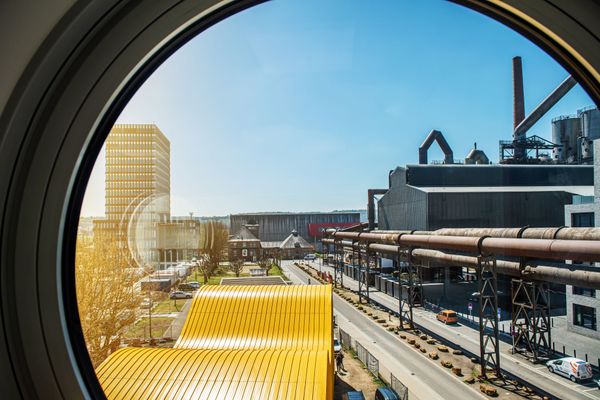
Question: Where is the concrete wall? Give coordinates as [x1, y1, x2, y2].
[565, 285, 600, 339]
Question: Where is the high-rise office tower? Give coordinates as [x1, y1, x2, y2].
[94, 124, 171, 267]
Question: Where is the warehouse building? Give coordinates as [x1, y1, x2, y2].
[378, 164, 593, 231]
[230, 211, 360, 248]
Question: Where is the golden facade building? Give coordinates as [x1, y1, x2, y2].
[94, 124, 171, 268]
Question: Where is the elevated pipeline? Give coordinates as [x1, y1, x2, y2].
[321, 238, 600, 289]
[328, 230, 600, 262]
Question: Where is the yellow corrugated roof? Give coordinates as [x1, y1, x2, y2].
[97, 285, 333, 399]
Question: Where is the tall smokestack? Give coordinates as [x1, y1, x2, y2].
[513, 56, 525, 130]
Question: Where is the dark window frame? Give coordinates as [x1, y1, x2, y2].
[573, 304, 597, 330]
[571, 212, 595, 227]
[573, 286, 596, 297]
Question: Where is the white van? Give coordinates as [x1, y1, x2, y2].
[546, 357, 593, 382]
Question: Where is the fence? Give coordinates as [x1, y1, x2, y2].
[339, 328, 351, 350]
[390, 373, 409, 400]
[339, 328, 410, 398]
[356, 341, 379, 376]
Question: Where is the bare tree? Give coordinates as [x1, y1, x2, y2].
[75, 235, 140, 368]
[198, 221, 229, 283]
[257, 253, 274, 276]
[229, 258, 244, 277]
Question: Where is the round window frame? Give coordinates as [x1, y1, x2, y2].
[0, 0, 598, 398]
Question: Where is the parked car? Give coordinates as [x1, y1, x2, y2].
[187, 281, 201, 289]
[304, 253, 316, 261]
[333, 338, 342, 353]
[169, 290, 193, 300]
[140, 298, 153, 309]
[546, 357, 593, 382]
[436, 310, 459, 324]
[178, 283, 196, 292]
[375, 387, 401, 400]
[342, 391, 365, 400]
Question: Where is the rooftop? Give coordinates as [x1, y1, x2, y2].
[411, 185, 593, 196]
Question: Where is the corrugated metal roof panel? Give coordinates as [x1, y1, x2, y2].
[97, 285, 333, 399]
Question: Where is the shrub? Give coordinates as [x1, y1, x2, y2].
[479, 384, 498, 397]
[441, 360, 453, 368]
[437, 345, 449, 352]
[452, 367, 462, 376]
[428, 352, 438, 360]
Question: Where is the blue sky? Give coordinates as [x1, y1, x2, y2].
[81, 0, 594, 217]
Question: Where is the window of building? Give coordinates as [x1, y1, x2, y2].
[573, 286, 596, 297]
[573, 304, 597, 330]
[571, 212, 595, 227]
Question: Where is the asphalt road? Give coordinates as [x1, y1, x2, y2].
[281, 260, 486, 400]
[311, 260, 600, 400]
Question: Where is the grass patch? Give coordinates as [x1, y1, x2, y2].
[125, 317, 174, 339]
[267, 264, 290, 281]
[152, 298, 187, 314]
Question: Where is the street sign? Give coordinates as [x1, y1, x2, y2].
[468, 303, 473, 311]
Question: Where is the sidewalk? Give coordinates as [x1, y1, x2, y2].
[163, 298, 192, 339]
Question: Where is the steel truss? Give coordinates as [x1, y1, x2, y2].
[333, 240, 343, 288]
[511, 279, 552, 362]
[397, 249, 423, 330]
[478, 255, 501, 377]
[355, 240, 368, 304]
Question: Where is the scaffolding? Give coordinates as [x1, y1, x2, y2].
[478, 255, 501, 377]
[397, 249, 422, 330]
[511, 279, 552, 362]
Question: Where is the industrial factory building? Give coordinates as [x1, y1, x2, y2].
[229, 211, 361, 244]
[377, 164, 593, 231]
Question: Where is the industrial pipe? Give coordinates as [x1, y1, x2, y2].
[322, 238, 600, 289]
[418, 129, 454, 164]
[367, 189, 388, 231]
[412, 249, 600, 289]
[424, 227, 600, 240]
[328, 230, 600, 262]
[513, 75, 577, 141]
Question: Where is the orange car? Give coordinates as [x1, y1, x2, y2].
[436, 310, 459, 324]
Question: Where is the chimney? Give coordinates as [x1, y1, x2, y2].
[513, 56, 525, 130]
